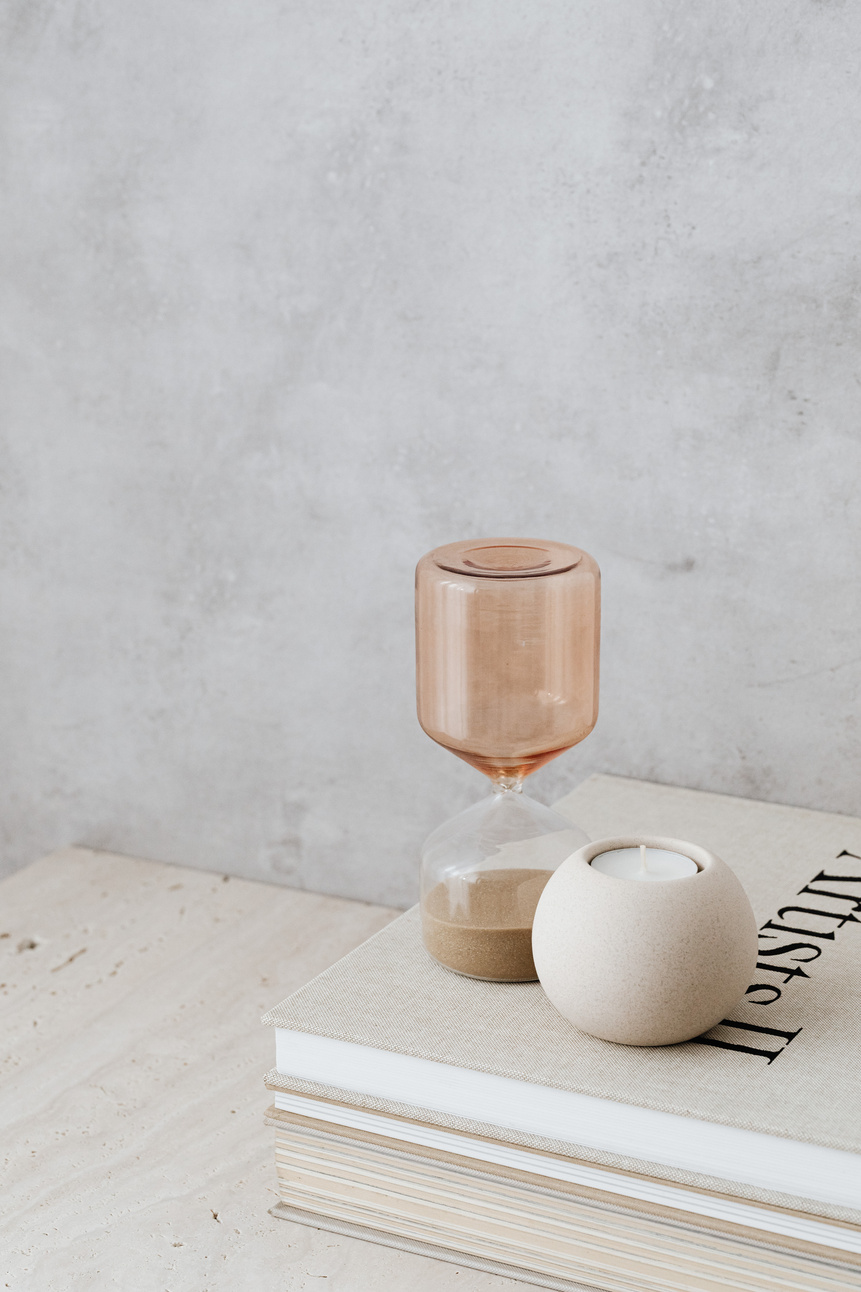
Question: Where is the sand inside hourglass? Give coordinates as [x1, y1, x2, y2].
[422, 868, 554, 981]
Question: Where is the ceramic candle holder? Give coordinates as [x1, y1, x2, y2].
[531, 835, 757, 1046]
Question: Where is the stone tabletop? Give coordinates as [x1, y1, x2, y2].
[1, 848, 531, 1290]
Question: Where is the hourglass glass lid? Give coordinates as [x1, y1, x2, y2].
[431, 538, 583, 579]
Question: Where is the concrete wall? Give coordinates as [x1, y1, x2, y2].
[2, 1, 861, 905]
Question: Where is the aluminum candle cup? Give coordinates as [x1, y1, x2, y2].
[531, 836, 758, 1046]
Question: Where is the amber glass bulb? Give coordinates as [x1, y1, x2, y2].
[415, 538, 600, 782]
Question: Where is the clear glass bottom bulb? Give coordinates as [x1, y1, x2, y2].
[420, 783, 588, 981]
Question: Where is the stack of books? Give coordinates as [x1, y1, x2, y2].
[262, 775, 861, 1291]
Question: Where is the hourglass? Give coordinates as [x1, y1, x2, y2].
[416, 538, 600, 981]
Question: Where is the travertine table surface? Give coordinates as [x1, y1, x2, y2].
[1, 849, 530, 1290]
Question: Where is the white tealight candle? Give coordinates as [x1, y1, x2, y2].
[590, 843, 698, 882]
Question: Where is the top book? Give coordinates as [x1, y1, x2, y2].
[263, 775, 861, 1222]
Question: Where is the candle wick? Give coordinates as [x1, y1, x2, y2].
[639, 844, 648, 873]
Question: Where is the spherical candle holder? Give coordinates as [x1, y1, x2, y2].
[531, 836, 757, 1046]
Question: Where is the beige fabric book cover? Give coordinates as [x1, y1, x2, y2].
[264, 775, 861, 1220]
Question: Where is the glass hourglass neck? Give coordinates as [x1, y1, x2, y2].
[491, 775, 523, 795]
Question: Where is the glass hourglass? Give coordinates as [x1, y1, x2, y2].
[416, 538, 600, 981]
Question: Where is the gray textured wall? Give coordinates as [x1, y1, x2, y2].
[2, 2, 861, 905]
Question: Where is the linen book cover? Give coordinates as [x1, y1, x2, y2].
[264, 775, 861, 1222]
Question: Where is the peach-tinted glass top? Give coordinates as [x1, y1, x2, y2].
[415, 538, 600, 781]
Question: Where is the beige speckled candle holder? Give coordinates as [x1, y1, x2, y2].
[531, 835, 758, 1047]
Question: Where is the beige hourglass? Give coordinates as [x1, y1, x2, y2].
[416, 538, 600, 981]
